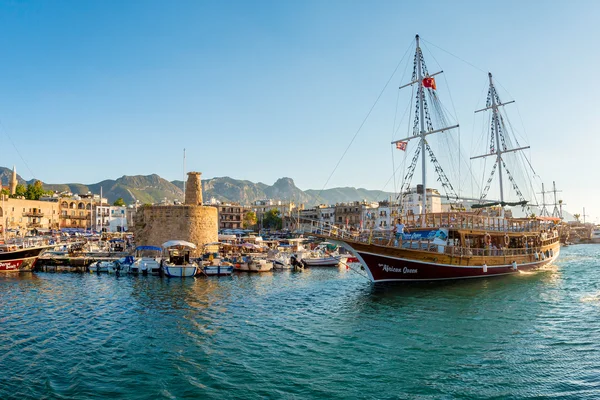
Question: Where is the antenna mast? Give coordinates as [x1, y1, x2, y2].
[183, 148, 186, 201]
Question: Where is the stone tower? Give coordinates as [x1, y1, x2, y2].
[133, 170, 217, 255]
[185, 172, 203, 205]
[10, 166, 17, 195]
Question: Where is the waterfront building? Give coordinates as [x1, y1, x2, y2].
[96, 205, 128, 232]
[399, 185, 442, 215]
[0, 195, 60, 234]
[375, 201, 392, 229]
[216, 203, 245, 230]
[334, 201, 364, 230]
[58, 194, 104, 231]
[251, 199, 303, 230]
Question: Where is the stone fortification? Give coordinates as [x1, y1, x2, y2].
[133, 172, 217, 255]
[185, 172, 203, 205]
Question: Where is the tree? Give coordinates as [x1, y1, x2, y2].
[243, 211, 257, 229]
[574, 213, 581, 223]
[25, 180, 45, 200]
[113, 198, 126, 207]
[262, 208, 282, 230]
[13, 183, 26, 198]
[0, 188, 9, 196]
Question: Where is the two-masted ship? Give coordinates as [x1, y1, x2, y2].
[306, 35, 560, 283]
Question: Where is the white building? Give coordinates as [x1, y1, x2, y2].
[400, 185, 442, 215]
[96, 205, 128, 232]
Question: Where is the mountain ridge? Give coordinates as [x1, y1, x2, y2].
[0, 167, 578, 221]
[0, 167, 392, 207]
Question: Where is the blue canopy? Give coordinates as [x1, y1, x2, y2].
[135, 245, 161, 251]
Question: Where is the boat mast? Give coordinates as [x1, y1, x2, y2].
[416, 35, 427, 214]
[392, 35, 459, 216]
[471, 72, 530, 208]
[489, 73, 505, 203]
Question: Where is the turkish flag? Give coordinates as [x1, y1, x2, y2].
[422, 77, 437, 90]
[396, 141, 408, 151]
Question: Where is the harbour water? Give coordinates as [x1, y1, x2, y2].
[2, 245, 600, 399]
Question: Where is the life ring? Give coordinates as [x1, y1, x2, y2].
[504, 234, 510, 246]
[484, 233, 491, 246]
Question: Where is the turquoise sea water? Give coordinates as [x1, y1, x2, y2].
[1, 245, 599, 399]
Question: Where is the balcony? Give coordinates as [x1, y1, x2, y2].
[27, 222, 42, 228]
[66, 215, 90, 220]
[24, 211, 44, 217]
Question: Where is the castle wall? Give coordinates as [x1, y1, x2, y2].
[133, 204, 217, 255]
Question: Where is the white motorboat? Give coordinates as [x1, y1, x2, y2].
[89, 260, 113, 273]
[202, 258, 235, 276]
[161, 240, 199, 278]
[130, 246, 162, 275]
[232, 255, 273, 272]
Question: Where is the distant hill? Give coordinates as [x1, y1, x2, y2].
[0, 167, 394, 206]
[305, 187, 395, 205]
[43, 174, 183, 205]
[10, 168, 578, 218]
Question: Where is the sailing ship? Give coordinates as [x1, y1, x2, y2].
[0, 244, 53, 272]
[305, 35, 560, 283]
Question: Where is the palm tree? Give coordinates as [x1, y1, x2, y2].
[574, 213, 581, 223]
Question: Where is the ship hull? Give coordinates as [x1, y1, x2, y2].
[332, 240, 560, 283]
[0, 246, 51, 272]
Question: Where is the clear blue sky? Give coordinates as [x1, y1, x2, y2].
[0, 1, 598, 220]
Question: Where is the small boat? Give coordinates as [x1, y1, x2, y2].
[299, 244, 348, 267]
[233, 255, 273, 272]
[161, 240, 199, 278]
[89, 260, 114, 273]
[202, 259, 235, 276]
[130, 246, 162, 275]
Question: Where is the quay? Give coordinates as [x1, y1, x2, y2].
[35, 254, 128, 273]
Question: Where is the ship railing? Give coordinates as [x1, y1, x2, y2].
[299, 218, 559, 255]
[401, 212, 546, 233]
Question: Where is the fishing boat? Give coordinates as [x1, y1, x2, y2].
[304, 35, 560, 283]
[161, 240, 199, 277]
[0, 243, 53, 272]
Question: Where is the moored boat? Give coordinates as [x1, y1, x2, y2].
[130, 246, 162, 275]
[161, 240, 199, 277]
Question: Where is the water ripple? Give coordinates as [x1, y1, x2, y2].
[1, 246, 600, 398]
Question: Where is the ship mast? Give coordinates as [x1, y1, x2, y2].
[392, 34, 459, 215]
[471, 72, 530, 208]
[416, 35, 427, 214]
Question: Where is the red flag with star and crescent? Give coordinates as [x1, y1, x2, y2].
[396, 141, 408, 151]
[422, 77, 436, 90]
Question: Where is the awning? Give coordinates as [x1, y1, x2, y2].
[162, 240, 197, 249]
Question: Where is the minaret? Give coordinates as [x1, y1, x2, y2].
[10, 166, 17, 195]
[185, 172, 203, 205]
